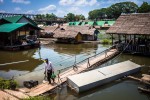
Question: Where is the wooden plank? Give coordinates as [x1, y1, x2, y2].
[141, 74, 150, 82]
[138, 87, 150, 93]
[18, 88, 30, 93]
[4, 89, 29, 99]
[0, 90, 19, 100]
[128, 76, 150, 85]
[22, 49, 118, 96]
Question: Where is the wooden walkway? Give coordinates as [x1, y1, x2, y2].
[1, 48, 118, 99]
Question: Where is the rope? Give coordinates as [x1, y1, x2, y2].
[111, 40, 132, 62]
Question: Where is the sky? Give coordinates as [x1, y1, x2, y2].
[0, 0, 150, 18]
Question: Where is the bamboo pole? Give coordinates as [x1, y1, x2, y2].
[128, 76, 150, 85]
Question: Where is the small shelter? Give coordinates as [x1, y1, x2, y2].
[106, 13, 150, 55]
[53, 29, 82, 43]
[64, 26, 99, 41]
[0, 15, 41, 50]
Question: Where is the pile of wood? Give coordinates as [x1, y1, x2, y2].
[128, 74, 150, 93]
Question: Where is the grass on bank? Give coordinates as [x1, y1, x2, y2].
[22, 96, 51, 100]
[0, 77, 18, 90]
[98, 31, 112, 44]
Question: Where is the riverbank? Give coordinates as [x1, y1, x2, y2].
[39, 38, 105, 45]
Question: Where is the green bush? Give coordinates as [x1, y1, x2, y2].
[0, 77, 18, 90]
[23, 96, 51, 100]
[101, 39, 112, 44]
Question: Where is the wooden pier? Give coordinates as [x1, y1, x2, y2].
[0, 47, 118, 99]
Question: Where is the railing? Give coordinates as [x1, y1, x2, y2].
[118, 43, 150, 54]
[57, 45, 117, 77]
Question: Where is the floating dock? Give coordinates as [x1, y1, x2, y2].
[1, 48, 118, 99]
[67, 60, 141, 93]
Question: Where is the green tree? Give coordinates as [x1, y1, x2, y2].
[109, 2, 138, 19]
[88, 1, 138, 19]
[138, 2, 150, 13]
[49, 13, 57, 20]
[35, 13, 57, 20]
[64, 13, 75, 22]
[75, 14, 85, 21]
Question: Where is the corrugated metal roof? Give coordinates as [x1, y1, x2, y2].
[74, 22, 81, 26]
[81, 22, 85, 26]
[3, 15, 37, 26]
[69, 22, 74, 26]
[3, 15, 23, 23]
[0, 23, 41, 33]
[96, 21, 105, 26]
[107, 21, 115, 25]
[0, 23, 27, 33]
[88, 21, 94, 25]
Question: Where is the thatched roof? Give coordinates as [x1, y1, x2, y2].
[61, 26, 96, 35]
[106, 13, 150, 35]
[41, 26, 58, 33]
[53, 29, 80, 38]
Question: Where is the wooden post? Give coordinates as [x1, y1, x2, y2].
[25, 30, 26, 37]
[10, 32, 13, 46]
[105, 50, 108, 58]
[118, 34, 121, 43]
[130, 35, 131, 41]
[134, 35, 136, 44]
[37, 30, 41, 43]
[74, 55, 76, 65]
[112, 34, 113, 45]
[87, 58, 90, 68]
[57, 70, 62, 84]
[125, 35, 126, 43]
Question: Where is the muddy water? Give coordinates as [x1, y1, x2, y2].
[0, 43, 149, 100]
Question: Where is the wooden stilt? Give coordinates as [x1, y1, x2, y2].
[112, 34, 113, 45]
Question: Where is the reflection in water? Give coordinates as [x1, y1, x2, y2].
[0, 49, 43, 71]
[0, 43, 108, 85]
[0, 43, 150, 100]
[48, 43, 98, 55]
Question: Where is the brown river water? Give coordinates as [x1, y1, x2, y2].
[0, 43, 150, 100]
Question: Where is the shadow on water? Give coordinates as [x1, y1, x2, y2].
[0, 48, 43, 71]
[44, 43, 99, 55]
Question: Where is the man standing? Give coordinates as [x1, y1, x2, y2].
[44, 59, 54, 84]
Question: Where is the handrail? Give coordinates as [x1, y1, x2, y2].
[57, 45, 117, 73]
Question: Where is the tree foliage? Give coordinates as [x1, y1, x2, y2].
[35, 13, 57, 20]
[64, 13, 85, 22]
[138, 2, 150, 13]
[75, 14, 85, 21]
[88, 2, 138, 20]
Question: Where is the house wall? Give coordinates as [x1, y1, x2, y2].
[75, 34, 82, 42]
[18, 17, 34, 25]
[0, 33, 8, 46]
[82, 34, 94, 41]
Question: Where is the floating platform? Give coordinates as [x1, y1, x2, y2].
[67, 60, 141, 93]
[1, 48, 118, 99]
